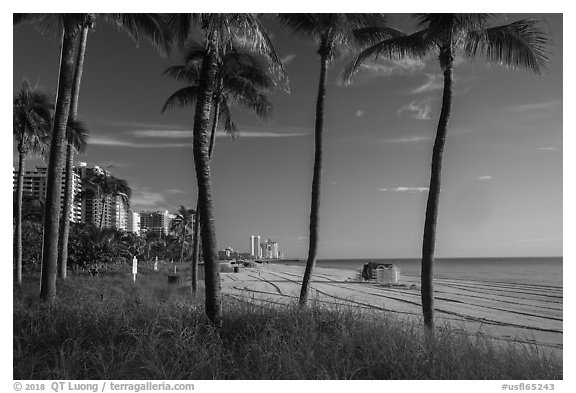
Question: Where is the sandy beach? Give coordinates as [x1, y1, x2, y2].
[218, 263, 563, 356]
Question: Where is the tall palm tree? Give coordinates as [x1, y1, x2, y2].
[344, 14, 550, 330]
[162, 42, 274, 294]
[164, 14, 285, 326]
[169, 205, 195, 264]
[84, 172, 132, 230]
[56, 14, 92, 281]
[14, 13, 171, 302]
[13, 79, 52, 287]
[57, 119, 89, 279]
[277, 14, 400, 307]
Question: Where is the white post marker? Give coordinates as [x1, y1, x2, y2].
[132, 256, 138, 282]
[154, 256, 158, 271]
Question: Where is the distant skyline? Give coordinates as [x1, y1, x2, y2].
[12, 13, 563, 259]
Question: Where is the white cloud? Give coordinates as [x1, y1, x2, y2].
[379, 187, 429, 193]
[380, 135, 431, 143]
[280, 53, 296, 65]
[166, 189, 188, 194]
[410, 74, 443, 94]
[538, 146, 562, 152]
[506, 100, 562, 113]
[355, 109, 364, 118]
[131, 129, 308, 139]
[477, 175, 493, 180]
[379, 128, 471, 144]
[233, 130, 308, 138]
[89, 135, 190, 148]
[131, 130, 191, 138]
[357, 57, 426, 78]
[95, 119, 183, 130]
[397, 99, 433, 120]
[131, 189, 167, 210]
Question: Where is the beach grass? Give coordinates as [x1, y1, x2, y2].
[13, 265, 562, 380]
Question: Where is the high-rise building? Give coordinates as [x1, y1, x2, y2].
[250, 235, 255, 256]
[140, 210, 170, 236]
[261, 238, 280, 259]
[250, 235, 261, 258]
[126, 211, 141, 235]
[114, 196, 128, 230]
[13, 166, 82, 222]
[76, 162, 129, 229]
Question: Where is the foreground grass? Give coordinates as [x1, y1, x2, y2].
[14, 266, 562, 379]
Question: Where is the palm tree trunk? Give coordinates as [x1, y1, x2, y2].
[40, 23, 79, 303]
[57, 144, 74, 279]
[299, 46, 330, 307]
[193, 40, 221, 327]
[190, 91, 220, 295]
[179, 225, 186, 264]
[191, 204, 201, 295]
[208, 88, 221, 160]
[14, 150, 25, 287]
[421, 55, 454, 331]
[57, 22, 89, 280]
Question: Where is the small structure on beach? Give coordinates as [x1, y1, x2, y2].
[361, 262, 400, 284]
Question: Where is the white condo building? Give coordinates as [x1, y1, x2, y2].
[126, 211, 141, 235]
[13, 166, 82, 222]
[76, 162, 129, 229]
[250, 235, 262, 258]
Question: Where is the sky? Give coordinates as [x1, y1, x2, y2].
[11, 12, 563, 259]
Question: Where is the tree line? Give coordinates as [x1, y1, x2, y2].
[13, 14, 551, 333]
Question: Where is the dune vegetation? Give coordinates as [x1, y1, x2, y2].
[14, 264, 561, 380]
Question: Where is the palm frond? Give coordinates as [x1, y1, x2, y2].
[225, 77, 272, 118]
[162, 65, 201, 84]
[66, 118, 90, 153]
[13, 13, 42, 26]
[160, 13, 198, 48]
[221, 51, 275, 91]
[352, 26, 406, 48]
[182, 40, 207, 64]
[232, 66, 274, 91]
[345, 13, 390, 30]
[13, 78, 52, 154]
[276, 14, 319, 40]
[464, 19, 550, 74]
[219, 100, 239, 139]
[342, 30, 430, 84]
[233, 14, 288, 92]
[105, 14, 171, 57]
[161, 86, 200, 113]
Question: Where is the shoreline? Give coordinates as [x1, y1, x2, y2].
[219, 263, 563, 356]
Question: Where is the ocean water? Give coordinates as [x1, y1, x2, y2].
[271, 257, 563, 287]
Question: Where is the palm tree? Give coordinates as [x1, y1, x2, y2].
[344, 14, 550, 330]
[14, 13, 171, 302]
[81, 226, 131, 268]
[57, 119, 89, 279]
[164, 14, 285, 326]
[162, 42, 274, 294]
[277, 14, 400, 307]
[84, 172, 132, 230]
[13, 79, 52, 287]
[169, 205, 196, 264]
[55, 14, 92, 281]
